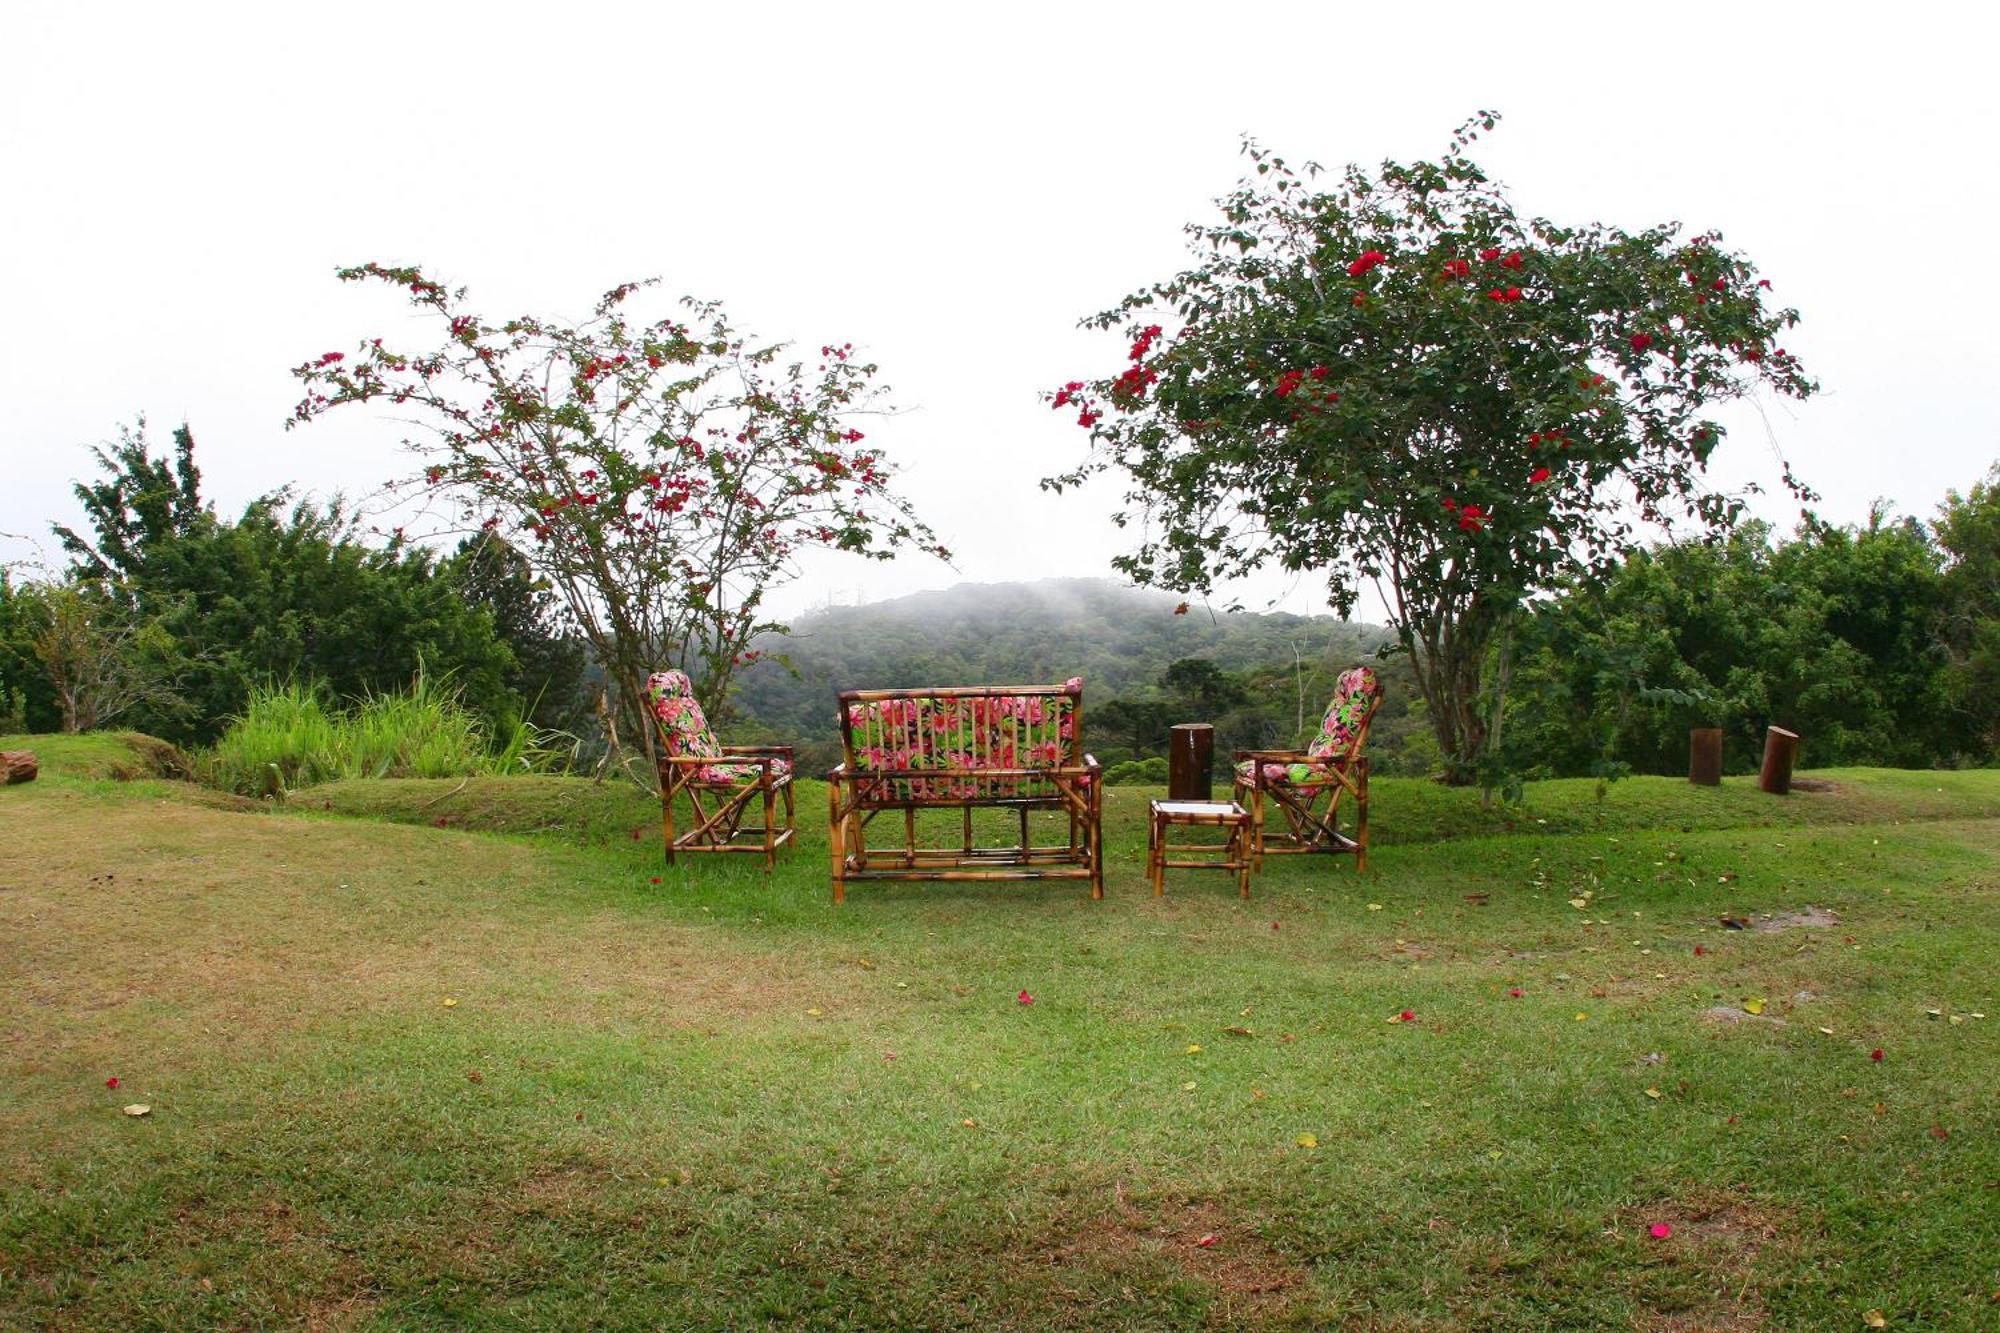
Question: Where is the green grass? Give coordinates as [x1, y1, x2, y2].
[3, 754, 1996, 1328]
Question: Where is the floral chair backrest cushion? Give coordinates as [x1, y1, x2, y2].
[645, 670, 722, 763]
[1305, 666, 1381, 762]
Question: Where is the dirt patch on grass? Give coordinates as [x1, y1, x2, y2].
[1700, 1007, 1787, 1028]
[1037, 1192, 1306, 1326]
[1623, 1188, 1797, 1332]
[1752, 907, 1838, 933]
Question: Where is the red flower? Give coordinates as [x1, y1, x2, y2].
[1871, 1048, 1884, 1062]
[1308, 365, 1329, 380]
[1504, 287, 1521, 302]
[1351, 292, 1366, 307]
[1479, 247, 1501, 262]
[1630, 333, 1654, 353]
[1077, 410, 1100, 427]
[1458, 505, 1488, 531]
[1398, 1009, 1416, 1022]
[1500, 250, 1524, 270]
[1017, 989, 1035, 1005]
[105, 1076, 119, 1089]
[1441, 258, 1471, 279]
[1529, 468, 1552, 485]
[1486, 288, 1506, 301]
[1346, 250, 1387, 278]
[1756, 279, 1771, 289]
[1507, 988, 1523, 999]
[1274, 370, 1305, 398]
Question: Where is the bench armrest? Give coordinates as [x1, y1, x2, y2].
[1234, 748, 1310, 762]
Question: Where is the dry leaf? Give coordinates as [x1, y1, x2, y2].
[440, 997, 459, 1008]
[1222, 1026, 1254, 1038]
[1862, 1311, 1886, 1329]
[1644, 1087, 1663, 1099]
[806, 1007, 822, 1017]
[1296, 1133, 1318, 1149]
[1742, 997, 1765, 1015]
[122, 1104, 151, 1117]
[1185, 1044, 1202, 1054]
[1181, 1080, 1197, 1091]
[1367, 903, 1385, 912]
[1195, 1232, 1217, 1248]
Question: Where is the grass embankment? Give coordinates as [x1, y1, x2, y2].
[2, 748, 1995, 1328]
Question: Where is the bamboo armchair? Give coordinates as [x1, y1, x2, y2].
[646, 670, 795, 872]
[827, 679, 1103, 903]
[1232, 665, 1382, 871]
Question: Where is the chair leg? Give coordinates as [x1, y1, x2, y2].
[828, 780, 846, 905]
[762, 781, 776, 874]
[1355, 757, 1370, 873]
[661, 772, 677, 867]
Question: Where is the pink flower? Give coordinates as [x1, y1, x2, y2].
[1650, 1223, 1673, 1239]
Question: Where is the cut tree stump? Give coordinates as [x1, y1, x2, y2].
[1168, 723, 1214, 802]
[1, 751, 38, 785]
[1759, 727, 1799, 796]
[1688, 728, 1723, 786]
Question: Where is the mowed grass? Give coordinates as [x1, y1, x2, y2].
[2, 742, 1996, 1329]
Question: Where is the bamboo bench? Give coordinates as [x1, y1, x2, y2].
[827, 680, 1103, 903]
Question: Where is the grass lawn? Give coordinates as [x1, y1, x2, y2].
[2, 734, 1995, 1328]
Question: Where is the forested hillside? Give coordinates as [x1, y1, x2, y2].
[730, 579, 1406, 775]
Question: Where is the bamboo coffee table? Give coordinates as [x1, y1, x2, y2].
[1147, 799, 1253, 897]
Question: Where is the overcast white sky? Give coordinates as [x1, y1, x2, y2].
[3, 2, 1993, 621]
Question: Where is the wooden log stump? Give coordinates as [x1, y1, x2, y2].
[1168, 724, 1213, 802]
[1759, 727, 1799, 796]
[1, 751, 38, 785]
[1688, 728, 1723, 786]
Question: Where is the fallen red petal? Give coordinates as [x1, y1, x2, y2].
[1195, 1233, 1218, 1248]
[1650, 1223, 1673, 1239]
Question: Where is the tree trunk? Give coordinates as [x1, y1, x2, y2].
[0, 751, 37, 784]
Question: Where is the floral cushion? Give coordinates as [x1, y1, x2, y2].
[1234, 666, 1380, 788]
[646, 670, 790, 784]
[843, 678, 1087, 799]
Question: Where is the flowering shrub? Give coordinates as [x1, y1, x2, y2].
[290, 266, 945, 750]
[1045, 115, 1815, 782]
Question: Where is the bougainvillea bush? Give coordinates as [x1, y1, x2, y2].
[1047, 115, 1816, 783]
[291, 266, 946, 753]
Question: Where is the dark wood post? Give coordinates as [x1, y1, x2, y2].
[1688, 728, 1723, 786]
[1168, 723, 1213, 801]
[1759, 726, 1799, 795]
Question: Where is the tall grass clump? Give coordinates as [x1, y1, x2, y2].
[204, 674, 530, 795]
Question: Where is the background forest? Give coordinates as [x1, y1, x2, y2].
[4, 424, 1998, 788]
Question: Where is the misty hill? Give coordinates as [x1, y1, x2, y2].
[731, 579, 1398, 767]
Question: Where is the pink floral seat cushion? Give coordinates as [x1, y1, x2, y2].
[1234, 665, 1380, 787]
[843, 678, 1088, 799]
[646, 670, 792, 784]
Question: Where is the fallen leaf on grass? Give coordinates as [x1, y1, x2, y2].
[466, 1070, 484, 1084]
[1296, 1134, 1318, 1149]
[1367, 903, 1384, 912]
[122, 1104, 151, 1117]
[806, 1008, 822, 1017]
[1195, 1232, 1217, 1247]
[1742, 997, 1765, 1015]
[1644, 1087, 1663, 1100]
[1017, 990, 1034, 1006]
[441, 997, 459, 1009]
[1863, 1311, 1887, 1328]
[1222, 1026, 1254, 1037]
[1182, 1081, 1197, 1091]
[882, 1051, 898, 1062]
[1930, 1125, 1950, 1141]
[1185, 1043, 1203, 1054]
[961, 1118, 977, 1128]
